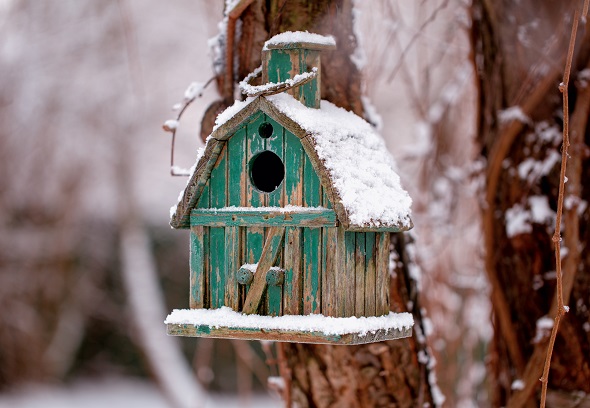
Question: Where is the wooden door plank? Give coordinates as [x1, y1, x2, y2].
[343, 229, 356, 317]
[284, 130, 304, 206]
[283, 227, 302, 315]
[242, 226, 286, 314]
[265, 115, 285, 207]
[225, 226, 240, 311]
[375, 232, 391, 316]
[354, 232, 365, 317]
[364, 233, 377, 316]
[246, 112, 266, 207]
[209, 227, 226, 308]
[322, 227, 337, 316]
[190, 226, 205, 309]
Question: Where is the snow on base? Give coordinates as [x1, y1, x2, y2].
[165, 307, 413, 336]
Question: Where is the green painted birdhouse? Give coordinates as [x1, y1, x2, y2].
[165, 32, 414, 345]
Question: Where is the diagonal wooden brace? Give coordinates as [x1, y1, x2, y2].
[241, 226, 286, 314]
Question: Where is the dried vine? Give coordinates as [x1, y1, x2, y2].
[539, 3, 587, 406]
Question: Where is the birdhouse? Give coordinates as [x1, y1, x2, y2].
[165, 32, 414, 344]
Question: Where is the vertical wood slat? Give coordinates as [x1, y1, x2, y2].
[266, 247, 283, 316]
[322, 227, 337, 316]
[333, 226, 347, 317]
[364, 232, 377, 316]
[283, 227, 302, 315]
[242, 226, 286, 314]
[284, 130, 303, 206]
[354, 233, 366, 317]
[375, 232, 391, 316]
[247, 112, 266, 207]
[266, 115, 285, 207]
[190, 226, 205, 309]
[209, 227, 225, 308]
[209, 144, 227, 308]
[303, 153, 322, 314]
[226, 127, 246, 311]
[343, 230, 356, 317]
[225, 226, 240, 310]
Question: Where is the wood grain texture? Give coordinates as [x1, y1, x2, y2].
[189, 226, 205, 309]
[322, 227, 337, 316]
[225, 226, 240, 310]
[283, 227, 302, 315]
[344, 230, 356, 317]
[167, 323, 412, 345]
[190, 209, 336, 227]
[354, 232, 366, 317]
[242, 226, 286, 314]
[375, 232, 390, 316]
[364, 232, 376, 316]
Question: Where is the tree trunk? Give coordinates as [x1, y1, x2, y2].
[213, 1, 437, 406]
[472, 1, 590, 406]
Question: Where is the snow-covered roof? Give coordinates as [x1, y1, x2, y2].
[263, 31, 336, 51]
[171, 94, 412, 231]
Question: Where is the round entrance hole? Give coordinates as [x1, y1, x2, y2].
[250, 150, 285, 193]
[258, 122, 274, 138]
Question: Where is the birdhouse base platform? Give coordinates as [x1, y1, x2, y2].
[165, 307, 413, 345]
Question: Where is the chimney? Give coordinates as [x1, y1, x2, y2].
[262, 31, 336, 109]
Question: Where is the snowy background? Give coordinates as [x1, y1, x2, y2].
[0, 0, 485, 406]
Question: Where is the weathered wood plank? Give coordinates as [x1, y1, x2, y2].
[189, 226, 205, 309]
[246, 112, 266, 207]
[225, 226, 240, 311]
[190, 209, 337, 227]
[322, 227, 337, 316]
[303, 228, 321, 314]
[242, 226, 286, 314]
[209, 227, 226, 308]
[265, 115, 285, 207]
[167, 323, 412, 345]
[244, 226, 264, 309]
[283, 227, 302, 315]
[227, 126, 246, 207]
[342, 228, 355, 317]
[167, 323, 412, 344]
[284, 130, 304, 206]
[266, 266, 283, 317]
[365, 232, 377, 316]
[376, 232, 391, 316]
[354, 232, 365, 318]
[334, 227, 354, 317]
[209, 143, 227, 208]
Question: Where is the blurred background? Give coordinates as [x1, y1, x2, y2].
[0, 0, 483, 406]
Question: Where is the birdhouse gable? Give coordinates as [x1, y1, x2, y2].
[171, 93, 412, 232]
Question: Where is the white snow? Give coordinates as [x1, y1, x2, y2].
[240, 68, 317, 97]
[266, 93, 412, 229]
[165, 307, 414, 336]
[511, 379, 525, 390]
[505, 205, 531, 237]
[498, 106, 532, 125]
[533, 316, 554, 343]
[263, 31, 336, 50]
[184, 81, 205, 102]
[163, 119, 178, 131]
[518, 151, 560, 181]
[213, 97, 256, 131]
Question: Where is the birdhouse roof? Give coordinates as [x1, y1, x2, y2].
[170, 93, 412, 231]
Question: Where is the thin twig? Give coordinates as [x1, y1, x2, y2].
[539, 7, 582, 408]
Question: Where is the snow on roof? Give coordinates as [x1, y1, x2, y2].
[263, 31, 336, 50]
[165, 307, 414, 336]
[266, 93, 412, 229]
[171, 94, 412, 230]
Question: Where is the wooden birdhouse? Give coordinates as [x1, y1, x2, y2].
[165, 32, 414, 345]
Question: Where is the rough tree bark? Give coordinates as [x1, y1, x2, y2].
[472, 1, 590, 406]
[206, 1, 437, 406]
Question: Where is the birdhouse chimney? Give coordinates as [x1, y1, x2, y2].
[262, 32, 336, 109]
